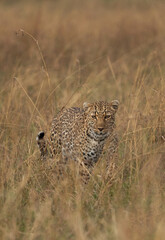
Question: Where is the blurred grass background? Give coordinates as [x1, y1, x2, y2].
[0, 0, 165, 239]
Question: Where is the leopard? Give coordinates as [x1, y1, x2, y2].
[36, 100, 119, 182]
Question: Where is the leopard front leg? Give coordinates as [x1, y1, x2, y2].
[78, 162, 94, 184]
[105, 133, 118, 181]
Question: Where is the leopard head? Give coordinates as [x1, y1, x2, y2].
[83, 100, 119, 140]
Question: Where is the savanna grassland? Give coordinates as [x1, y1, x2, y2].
[0, 0, 165, 239]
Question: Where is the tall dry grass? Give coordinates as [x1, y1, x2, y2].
[0, 1, 165, 239]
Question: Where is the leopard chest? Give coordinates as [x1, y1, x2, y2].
[80, 134, 106, 165]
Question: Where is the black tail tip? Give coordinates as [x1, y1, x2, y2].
[37, 131, 45, 140]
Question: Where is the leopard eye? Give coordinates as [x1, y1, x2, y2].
[91, 113, 96, 119]
[105, 114, 111, 119]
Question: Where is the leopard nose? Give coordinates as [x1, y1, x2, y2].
[98, 127, 104, 131]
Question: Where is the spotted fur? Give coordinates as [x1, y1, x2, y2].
[36, 100, 119, 181]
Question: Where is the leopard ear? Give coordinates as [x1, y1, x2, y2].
[83, 102, 92, 111]
[111, 100, 119, 111]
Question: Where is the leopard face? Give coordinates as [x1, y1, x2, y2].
[83, 100, 119, 140]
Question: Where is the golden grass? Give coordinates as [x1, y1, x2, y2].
[0, 1, 165, 239]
